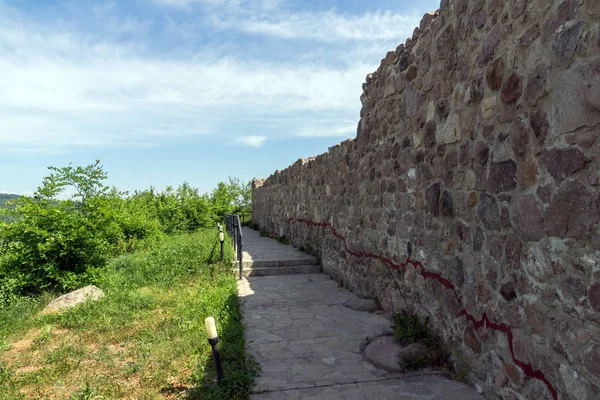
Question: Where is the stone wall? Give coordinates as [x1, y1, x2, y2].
[252, 1, 600, 399]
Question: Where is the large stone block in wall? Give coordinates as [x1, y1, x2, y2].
[437, 113, 461, 144]
[553, 58, 600, 136]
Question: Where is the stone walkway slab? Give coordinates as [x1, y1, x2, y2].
[238, 274, 485, 399]
[241, 227, 318, 267]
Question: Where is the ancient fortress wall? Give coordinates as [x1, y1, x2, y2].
[252, 1, 600, 399]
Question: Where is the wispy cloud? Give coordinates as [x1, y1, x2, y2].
[296, 121, 358, 138]
[0, 0, 426, 154]
[210, 10, 419, 42]
[235, 136, 267, 147]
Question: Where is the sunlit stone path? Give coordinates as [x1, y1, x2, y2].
[238, 228, 484, 399]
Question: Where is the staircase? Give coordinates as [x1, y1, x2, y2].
[237, 227, 321, 277]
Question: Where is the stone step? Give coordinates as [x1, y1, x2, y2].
[240, 257, 318, 268]
[239, 264, 322, 277]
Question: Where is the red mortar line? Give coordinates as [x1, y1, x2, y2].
[286, 217, 558, 400]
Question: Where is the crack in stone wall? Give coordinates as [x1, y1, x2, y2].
[252, 1, 600, 399]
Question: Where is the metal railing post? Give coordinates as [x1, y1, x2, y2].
[224, 214, 244, 280]
[237, 214, 243, 280]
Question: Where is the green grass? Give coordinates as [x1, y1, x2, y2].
[0, 229, 256, 399]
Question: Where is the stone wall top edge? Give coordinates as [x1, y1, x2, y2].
[256, 136, 357, 188]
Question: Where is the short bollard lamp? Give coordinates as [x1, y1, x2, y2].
[219, 228, 225, 261]
[205, 317, 224, 382]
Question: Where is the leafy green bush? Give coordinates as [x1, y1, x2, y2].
[0, 161, 251, 297]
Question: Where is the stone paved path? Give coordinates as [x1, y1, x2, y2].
[241, 227, 318, 266]
[239, 227, 320, 276]
[238, 229, 485, 399]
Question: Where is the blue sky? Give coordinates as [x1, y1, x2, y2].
[0, 0, 439, 196]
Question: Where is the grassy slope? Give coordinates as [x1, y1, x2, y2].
[0, 230, 255, 400]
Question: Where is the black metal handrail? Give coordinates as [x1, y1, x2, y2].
[225, 214, 243, 279]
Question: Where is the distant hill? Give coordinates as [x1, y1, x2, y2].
[0, 193, 19, 208]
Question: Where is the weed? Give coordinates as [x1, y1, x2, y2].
[69, 384, 102, 400]
[31, 324, 53, 349]
[393, 310, 430, 343]
[392, 310, 450, 372]
[275, 235, 290, 245]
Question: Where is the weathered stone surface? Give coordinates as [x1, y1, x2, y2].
[426, 183, 441, 217]
[464, 326, 481, 353]
[486, 58, 505, 90]
[343, 298, 379, 312]
[437, 113, 461, 144]
[475, 141, 489, 164]
[420, 12, 436, 31]
[364, 336, 404, 371]
[552, 21, 584, 66]
[437, 25, 457, 59]
[404, 86, 422, 118]
[440, 190, 454, 217]
[559, 364, 588, 400]
[477, 193, 501, 231]
[553, 60, 600, 135]
[398, 343, 429, 369]
[500, 73, 523, 104]
[544, 180, 599, 239]
[487, 160, 517, 193]
[589, 283, 600, 312]
[41, 285, 105, 315]
[406, 66, 418, 82]
[525, 303, 544, 334]
[561, 277, 586, 303]
[587, 0, 600, 15]
[511, 195, 544, 242]
[477, 27, 501, 66]
[424, 121, 437, 148]
[436, 98, 450, 119]
[519, 157, 538, 189]
[481, 96, 497, 120]
[541, 148, 586, 183]
[536, 184, 553, 204]
[475, 11, 487, 29]
[511, 120, 529, 155]
[520, 24, 540, 47]
[523, 64, 549, 105]
[530, 109, 549, 142]
[500, 282, 517, 301]
[583, 344, 600, 380]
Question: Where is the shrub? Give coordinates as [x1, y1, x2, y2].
[0, 160, 252, 296]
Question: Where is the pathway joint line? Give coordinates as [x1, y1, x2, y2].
[250, 373, 444, 394]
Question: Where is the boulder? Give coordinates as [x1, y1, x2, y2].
[364, 336, 429, 371]
[364, 336, 404, 371]
[41, 285, 105, 315]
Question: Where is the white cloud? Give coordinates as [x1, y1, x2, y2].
[235, 136, 266, 147]
[212, 10, 419, 42]
[0, 2, 427, 154]
[154, 0, 421, 43]
[0, 19, 369, 153]
[296, 122, 357, 138]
